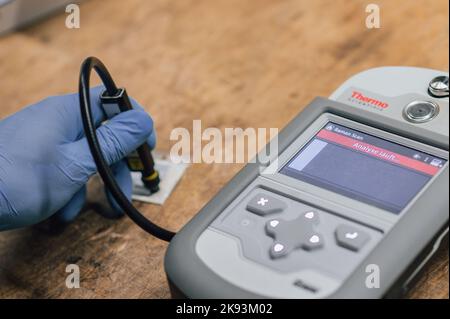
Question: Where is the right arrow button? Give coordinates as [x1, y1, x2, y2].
[335, 225, 370, 252]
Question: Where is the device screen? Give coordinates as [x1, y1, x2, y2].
[280, 122, 446, 214]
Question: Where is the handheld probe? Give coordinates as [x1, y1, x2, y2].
[78, 56, 175, 242]
[99, 87, 160, 193]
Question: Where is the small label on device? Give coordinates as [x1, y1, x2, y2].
[337, 87, 390, 111]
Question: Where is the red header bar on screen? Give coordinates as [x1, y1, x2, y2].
[316, 129, 440, 176]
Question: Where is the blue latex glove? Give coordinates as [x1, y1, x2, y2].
[0, 86, 156, 231]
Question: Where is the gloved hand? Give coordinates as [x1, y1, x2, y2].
[0, 86, 156, 231]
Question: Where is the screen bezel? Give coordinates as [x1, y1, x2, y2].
[262, 113, 449, 225]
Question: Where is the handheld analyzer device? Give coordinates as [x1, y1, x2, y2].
[164, 67, 449, 298]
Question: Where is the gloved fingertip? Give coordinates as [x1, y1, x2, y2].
[97, 109, 154, 165]
[128, 97, 146, 112]
[35, 187, 87, 235]
[90, 85, 107, 97]
[126, 98, 156, 149]
[128, 109, 154, 136]
[104, 160, 132, 219]
[110, 109, 154, 137]
[147, 129, 157, 149]
[53, 187, 87, 224]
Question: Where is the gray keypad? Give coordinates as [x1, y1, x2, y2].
[211, 184, 381, 279]
[265, 212, 323, 259]
[335, 224, 370, 252]
[246, 193, 287, 216]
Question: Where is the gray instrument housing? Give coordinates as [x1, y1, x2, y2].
[165, 67, 449, 298]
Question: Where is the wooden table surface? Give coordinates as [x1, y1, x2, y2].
[0, 0, 448, 299]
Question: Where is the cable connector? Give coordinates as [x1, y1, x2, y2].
[100, 88, 129, 118]
[100, 88, 160, 194]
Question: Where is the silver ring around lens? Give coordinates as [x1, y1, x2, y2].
[403, 100, 439, 123]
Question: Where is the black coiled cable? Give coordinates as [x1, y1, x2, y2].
[78, 56, 175, 242]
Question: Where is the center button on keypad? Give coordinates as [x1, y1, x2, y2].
[265, 211, 323, 259]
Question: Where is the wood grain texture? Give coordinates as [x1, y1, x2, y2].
[0, 0, 448, 299]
